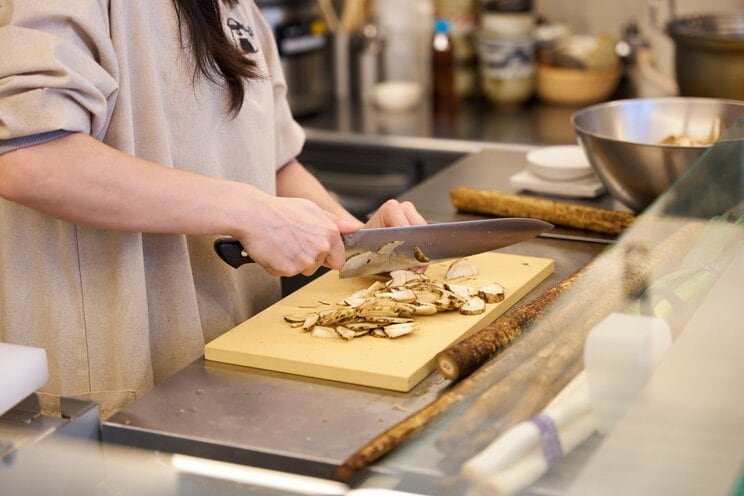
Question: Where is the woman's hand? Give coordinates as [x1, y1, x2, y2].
[237, 193, 362, 277]
[239, 198, 427, 277]
[366, 199, 428, 273]
[270, 162, 427, 276]
[365, 199, 427, 228]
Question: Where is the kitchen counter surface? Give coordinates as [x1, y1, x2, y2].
[294, 98, 626, 225]
[298, 98, 587, 150]
[102, 146, 610, 491]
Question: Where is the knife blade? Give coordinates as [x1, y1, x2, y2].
[213, 218, 553, 278]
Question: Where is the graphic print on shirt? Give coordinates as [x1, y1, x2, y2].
[227, 18, 259, 53]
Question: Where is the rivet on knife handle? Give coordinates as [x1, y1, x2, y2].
[213, 237, 254, 268]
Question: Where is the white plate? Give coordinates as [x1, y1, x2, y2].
[526, 145, 594, 181]
[510, 169, 606, 198]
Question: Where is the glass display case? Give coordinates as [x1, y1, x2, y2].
[352, 114, 744, 495]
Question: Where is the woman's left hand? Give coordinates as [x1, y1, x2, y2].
[365, 199, 427, 228]
[365, 199, 428, 272]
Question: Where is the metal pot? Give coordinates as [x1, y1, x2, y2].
[651, 0, 744, 100]
[667, 12, 744, 100]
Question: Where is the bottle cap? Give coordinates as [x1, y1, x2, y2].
[434, 19, 450, 34]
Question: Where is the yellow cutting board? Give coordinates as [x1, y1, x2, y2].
[205, 252, 553, 391]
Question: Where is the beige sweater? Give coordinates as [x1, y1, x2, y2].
[0, 0, 305, 417]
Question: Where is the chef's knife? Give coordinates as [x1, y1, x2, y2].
[213, 217, 553, 278]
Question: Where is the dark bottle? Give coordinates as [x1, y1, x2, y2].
[431, 18, 457, 114]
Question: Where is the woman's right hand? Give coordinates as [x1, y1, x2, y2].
[236, 193, 362, 277]
[0, 134, 360, 278]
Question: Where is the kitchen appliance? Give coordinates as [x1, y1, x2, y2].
[256, 0, 331, 117]
[572, 97, 744, 212]
[205, 251, 554, 391]
[667, 12, 744, 100]
[650, 0, 744, 100]
[213, 217, 553, 277]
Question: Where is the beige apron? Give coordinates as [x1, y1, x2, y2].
[0, 0, 305, 418]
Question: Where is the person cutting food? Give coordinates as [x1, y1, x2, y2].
[0, 0, 426, 418]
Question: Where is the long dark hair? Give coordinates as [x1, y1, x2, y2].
[171, 0, 263, 115]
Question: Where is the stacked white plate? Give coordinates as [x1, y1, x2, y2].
[510, 145, 606, 198]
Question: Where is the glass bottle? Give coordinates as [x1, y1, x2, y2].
[432, 19, 458, 113]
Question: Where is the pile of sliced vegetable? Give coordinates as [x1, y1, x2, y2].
[283, 259, 505, 340]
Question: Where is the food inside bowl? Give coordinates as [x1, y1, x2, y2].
[659, 117, 722, 146]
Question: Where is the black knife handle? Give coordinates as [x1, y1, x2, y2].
[213, 237, 254, 268]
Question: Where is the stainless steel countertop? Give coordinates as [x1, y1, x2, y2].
[102, 147, 609, 491]
[298, 99, 586, 149]
[396, 148, 629, 243]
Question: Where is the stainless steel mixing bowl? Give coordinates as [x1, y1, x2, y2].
[572, 97, 744, 212]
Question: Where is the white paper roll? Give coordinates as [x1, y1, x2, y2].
[584, 313, 672, 435]
[462, 373, 594, 484]
[0, 342, 49, 416]
[482, 413, 597, 496]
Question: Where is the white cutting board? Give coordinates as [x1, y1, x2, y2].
[206, 252, 554, 391]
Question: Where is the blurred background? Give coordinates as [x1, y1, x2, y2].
[256, 0, 744, 219]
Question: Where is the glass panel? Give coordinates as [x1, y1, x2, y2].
[361, 114, 744, 496]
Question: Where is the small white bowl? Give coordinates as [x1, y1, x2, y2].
[526, 145, 594, 181]
[373, 81, 423, 112]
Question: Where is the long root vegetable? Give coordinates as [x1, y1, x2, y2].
[436, 218, 712, 464]
[436, 267, 587, 381]
[437, 292, 614, 468]
[334, 392, 464, 483]
[450, 187, 636, 234]
[332, 266, 597, 483]
[333, 216, 706, 483]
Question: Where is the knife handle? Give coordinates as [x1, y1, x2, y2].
[213, 237, 254, 268]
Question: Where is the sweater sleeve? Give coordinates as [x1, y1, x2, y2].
[0, 0, 119, 142]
